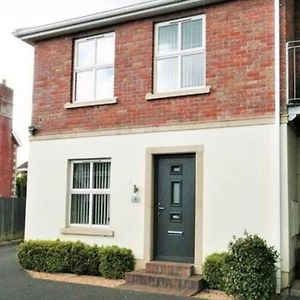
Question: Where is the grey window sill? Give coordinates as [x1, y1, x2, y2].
[64, 97, 117, 109]
[145, 86, 211, 100]
[60, 227, 114, 237]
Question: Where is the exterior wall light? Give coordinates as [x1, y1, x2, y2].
[28, 125, 37, 135]
[131, 184, 141, 203]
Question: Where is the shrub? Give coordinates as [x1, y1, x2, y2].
[18, 240, 134, 279]
[224, 232, 278, 300]
[99, 245, 135, 279]
[18, 240, 66, 273]
[203, 252, 228, 290]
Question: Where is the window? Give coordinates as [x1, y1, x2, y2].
[74, 33, 115, 102]
[69, 159, 111, 226]
[154, 15, 205, 93]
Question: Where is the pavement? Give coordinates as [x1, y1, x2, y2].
[0, 245, 194, 300]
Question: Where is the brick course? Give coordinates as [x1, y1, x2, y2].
[32, 0, 275, 136]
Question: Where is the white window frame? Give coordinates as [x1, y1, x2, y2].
[73, 32, 115, 103]
[154, 15, 206, 93]
[69, 159, 111, 227]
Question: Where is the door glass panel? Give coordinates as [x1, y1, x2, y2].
[171, 165, 182, 175]
[171, 181, 181, 205]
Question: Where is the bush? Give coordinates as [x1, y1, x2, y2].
[18, 240, 134, 278]
[203, 252, 228, 290]
[99, 245, 135, 279]
[18, 240, 66, 273]
[224, 232, 278, 300]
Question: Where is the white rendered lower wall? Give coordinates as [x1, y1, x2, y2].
[26, 124, 278, 265]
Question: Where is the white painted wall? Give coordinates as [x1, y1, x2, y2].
[26, 124, 278, 264]
[281, 124, 300, 275]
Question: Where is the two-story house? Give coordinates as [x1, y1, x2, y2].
[0, 81, 19, 197]
[14, 0, 300, 292]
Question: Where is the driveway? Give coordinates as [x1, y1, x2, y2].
[0, 245, 194, 300]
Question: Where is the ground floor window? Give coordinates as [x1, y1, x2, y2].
[69, 159, 111, 226]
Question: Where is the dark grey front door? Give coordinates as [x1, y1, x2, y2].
[154, 154, 195, 263]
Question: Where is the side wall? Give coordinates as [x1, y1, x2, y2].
[26, 124, 278, 271]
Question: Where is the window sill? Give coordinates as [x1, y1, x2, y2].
[145, 86, 211, 100]
[64, 97, 117, 109]
[60, 227, 114, 237]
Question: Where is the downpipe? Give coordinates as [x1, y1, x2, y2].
[274, 0, 281, 294]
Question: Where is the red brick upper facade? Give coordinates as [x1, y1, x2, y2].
[0, 82, 17, 197]
[32, 0, 277, 136]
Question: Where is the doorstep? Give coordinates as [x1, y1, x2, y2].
[125, 261, 204, 296]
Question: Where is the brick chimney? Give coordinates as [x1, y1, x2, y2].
[0, 80, 15, 197]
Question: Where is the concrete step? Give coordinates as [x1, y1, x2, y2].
[125, 269, 203, 290]
[145, 261, 193, 277]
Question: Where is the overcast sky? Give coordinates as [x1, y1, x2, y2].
[0, 0, 143, 165]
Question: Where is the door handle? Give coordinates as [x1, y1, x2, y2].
[158, 206, 165, 211]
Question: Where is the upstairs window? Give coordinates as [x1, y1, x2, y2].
[73, 33, 115, 102]
[69, 159, 111, 226]
[154, 15, 205, 93]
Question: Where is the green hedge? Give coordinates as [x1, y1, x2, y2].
[203, 252, 227, 290]
[18, 240, 134, 278]
[99, 246, 135, 279]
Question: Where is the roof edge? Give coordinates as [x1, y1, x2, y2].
[13, 0, 227, 44]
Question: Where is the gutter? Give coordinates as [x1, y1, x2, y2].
[13, 0, 227, 44]
[274, 0, 281, 293]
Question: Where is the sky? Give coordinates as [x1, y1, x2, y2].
[0, 0, 143, 165]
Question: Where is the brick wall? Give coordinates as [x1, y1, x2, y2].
[32, 0, 275, 136]
[0, 83, 14, 197]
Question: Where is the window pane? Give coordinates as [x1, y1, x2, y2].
[156, 57, 178, 92]
[70, 194, 90, 224]
[158, 24, 178, 55]
[75, 71, 94, 101]
[181, 53, 204, 88]
[77, 40, 95, 68]
[172, 182, 181, 205]
[73, 163, 90, 189]
[92, 194, 110, 225]
[93, 162, 111, 189]
[97, 35, 115, 65]
[182, 19, 203, 50]
[96, 68, 114, 99]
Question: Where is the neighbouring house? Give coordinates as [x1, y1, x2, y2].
[16, 161, 28, 176]
[13, 0, 300, 292]
[0, 80, 20, 197]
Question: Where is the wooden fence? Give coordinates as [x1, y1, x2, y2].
[0, 197, 26, 242]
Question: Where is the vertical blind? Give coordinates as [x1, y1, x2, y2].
[70, 160, 111, 226]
